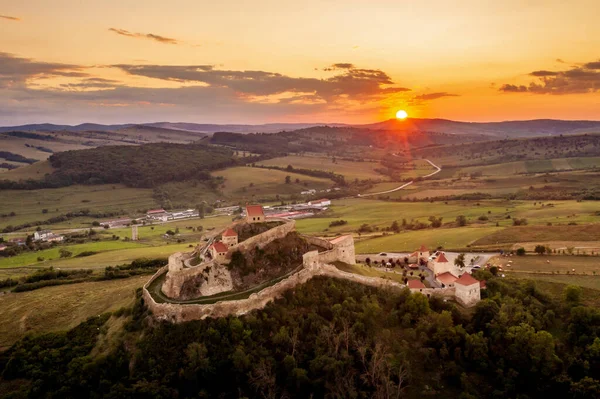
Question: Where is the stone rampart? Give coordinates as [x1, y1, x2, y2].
[303, 235, 334, 251]
[167, 252, 191, 273]
[226, 219, 295, 256]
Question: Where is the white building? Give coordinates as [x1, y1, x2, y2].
[454, 273, 482, 307]
[308, 198, 331, 207]
[33, 230, 64, 243]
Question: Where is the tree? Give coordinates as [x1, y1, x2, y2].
[534, 245, 547, 255]
[454, 253, 466, 268]
[59, 248, 73, 258]
[390, 221, 400, 233]
[456, 215, 467, 227]
[197, 202, 206, 219]
[516, 247, 526, 256]
[365, 257, 371, 266]
[489, 265, 499, 276]
[285, 175, 291, 184]
[564, 285, 582, 304]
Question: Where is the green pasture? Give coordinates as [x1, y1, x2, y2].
[212, 166, 333, 199]
[258, 155, 387, 181]
[0, 184, 158, 230]
[354, 226, 502, 253]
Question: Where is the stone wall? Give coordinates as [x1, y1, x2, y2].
[162, 260, 233, 300]
[226, 219, 296, 257]
[167, 252, 191, 273]
[303, 235, 333, 251]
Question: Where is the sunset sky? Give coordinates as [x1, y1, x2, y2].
[1, 0, 599, 125]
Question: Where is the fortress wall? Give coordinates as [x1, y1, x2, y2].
[162, 260, 216, 299]
[227, 220, 296, 256]
[318, 235, 356, 265]
[167, 252, 189, 273]
[303, 235, 334, 251]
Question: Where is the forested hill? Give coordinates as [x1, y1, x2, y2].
[210, 126, 488, 155]
[0, 143, 242, 189]
[1, 275, 600, 397]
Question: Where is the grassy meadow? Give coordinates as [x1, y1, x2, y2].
[0, 184, 158, 230]
[212, 166, 333, 198]
[258, 155, 387, 181]
[0, 276, 146, 350]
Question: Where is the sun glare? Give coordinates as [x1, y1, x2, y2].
[396, 110, 408, 119]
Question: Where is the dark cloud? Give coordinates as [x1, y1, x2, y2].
[529, 70, 559, 77]
[583, 61, 600, 69]
[108, 28, 179, 44]
[0, 52, 87, 88]
[113, 63, 410, 100]
[413, 92, 459, 101]
[0, 54, 416, 124]
[499, 84, 528, 93]
[556, 58, 565, 64]
[0, 15, 20, 21]
[501, 58, 600, 94]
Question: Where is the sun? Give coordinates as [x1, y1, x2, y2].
[396, 110, 408, 120]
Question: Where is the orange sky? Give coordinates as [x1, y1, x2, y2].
[0, 0, 599, 124]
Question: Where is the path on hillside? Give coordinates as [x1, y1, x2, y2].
[358, 159, 441, 198]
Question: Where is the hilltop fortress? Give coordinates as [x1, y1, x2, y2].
[143, 206, 480, 323]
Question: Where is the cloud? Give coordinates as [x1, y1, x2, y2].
[0, 53, 420, 124]
[113, 63, 410, 100]
[0, 15, 20, 21]
[108, 28, 179, 44]
[500, 58, 600, 94]
[413, 92, 459, 101]
[584, 60, 600, 69]
[0, 52, 87, 88]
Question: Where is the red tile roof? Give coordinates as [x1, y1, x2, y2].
[480, 280, 487, 289]
[409, 251, 419, 258]
[407, 279, 426, 289]
[222, 228, 238, 237]
[436, 252, 449, 263]
[436, 272, 458, 285]
[456, 273, 480, 286]
[419, 244, 428, 252]
[210, 241, 228, 253]
[246, 205, 264, 217]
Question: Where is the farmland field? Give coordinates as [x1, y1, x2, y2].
[0, 184, 158, 230]
[0, 160, 55, 181]
[258, 155, 387, 181]
[353, 226, 502, 253]
[212, 166, 333, 198]
[0, 276, 146, 350]
[494, 254, 600, 275]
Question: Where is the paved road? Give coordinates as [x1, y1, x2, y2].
[357, 158, 441, 197]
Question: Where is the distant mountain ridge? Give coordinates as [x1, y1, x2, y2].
[2, 118, 600, 137]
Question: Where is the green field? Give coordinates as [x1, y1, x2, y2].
[495, 254, 600, 275]
[354, 226, 502, 253]
[473, 224, 600, 246]
[454, 157, 600, 177]
[258, 155, 387, 181]
[0, 276, 145, 350]
[212, 166, 333, 198]
[0, 160, 55, 181]
[0, 184, 158, 230]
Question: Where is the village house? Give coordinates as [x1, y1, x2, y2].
[208, 241, 229, 263]
[221, 228, 238, 247]
[408, 244, 430, 266]
[33, 230, 64, 243]
[436, 271, 458, 287]
[245, 205, 265, 224]
[407, 279, 426, 292]
[454, 273, 482, 307]
[0, 244, 7, 252]
[146, 209, 168, 222]
[431, 252, 453, 275]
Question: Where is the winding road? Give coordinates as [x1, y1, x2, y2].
[358, 158, 441, 197]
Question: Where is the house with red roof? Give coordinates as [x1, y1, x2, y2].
[455, 273, 481, 307]
[435, 271, 458, 287]
[407, 279, 426, 292]
[432, 252, 453, 275]
[245, 205, 265, 224]
[221, 228, 238, 247]
[208, 241, 229, 263]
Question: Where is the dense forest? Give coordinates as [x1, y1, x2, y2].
[0, 143, 244, 189]
[1, 275, 600, 398]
